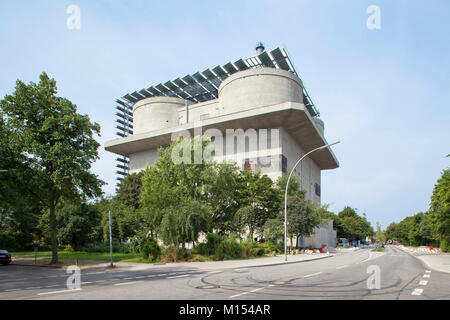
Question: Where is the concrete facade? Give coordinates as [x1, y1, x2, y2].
[298, 220, 337, 249]
[106, 67, 339, 203]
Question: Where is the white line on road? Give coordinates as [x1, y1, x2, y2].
[206, 271, 222, 274]
[411, 288, 423, 296]
[134, 276, 145, 279]
[37, 288, 81, 296]
[229, 287, 264, 299]
[114, 281, 144, 286]
[419, 280, 428, 286]
[423, 274, 430, 278]
[425, 270, 431, 273]
[167, 274, 190, 279]
[303, 272, 322, 278]
[336, 265, 348, 269]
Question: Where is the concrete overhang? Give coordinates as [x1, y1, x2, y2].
[105, 102, 339, 170]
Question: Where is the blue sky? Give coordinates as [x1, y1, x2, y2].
[1, 0, 449, 229]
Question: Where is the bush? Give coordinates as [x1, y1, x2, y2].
[214, 238, 243, 260]
[192, 242, 208, 255]
[242, 239, 265, 257]
[64, 244, 75, 252]
[162, 247, 191, 262]
[141, 240, 161, 261]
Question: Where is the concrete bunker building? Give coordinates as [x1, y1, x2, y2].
[105, 46, 339, 247]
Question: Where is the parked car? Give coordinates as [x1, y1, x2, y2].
[0, 250, 12, 265]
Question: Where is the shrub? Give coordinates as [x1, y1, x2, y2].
[192, 242, 208, 255]
[162, 247, 191, 262]
[141, 240, 161, 260]
[242, 239, 265, 257]
[214, 238, 243, 260]
[64, 244, 74, 252]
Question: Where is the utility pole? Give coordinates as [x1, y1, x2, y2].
[109, 210, 113, 268]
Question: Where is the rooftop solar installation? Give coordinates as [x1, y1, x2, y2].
[113, 47, 321, 187]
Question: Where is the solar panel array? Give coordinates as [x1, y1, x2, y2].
[114, 47, 320, 187]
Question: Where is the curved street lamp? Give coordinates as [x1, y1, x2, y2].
[284, 141, 340, 261]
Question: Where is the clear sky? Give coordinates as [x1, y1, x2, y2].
[1, 0, 449, 229]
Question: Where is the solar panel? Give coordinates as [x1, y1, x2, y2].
[258, 51, 275, 68]
[212, 66, 228, 80]
[202, 69, 222, 87]
[234, 59, 249, 71]
[223, 62, 238, 75]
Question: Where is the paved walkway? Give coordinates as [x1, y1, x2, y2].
[12, 252, 335, 272]
[395, 245, 450, 274]
[112, 252, 335, 272]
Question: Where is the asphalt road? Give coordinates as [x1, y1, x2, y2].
[0, 246, 449, 300]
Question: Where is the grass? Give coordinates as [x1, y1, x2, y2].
[371, 247, 385, 252]
[11, 251, 145, 263]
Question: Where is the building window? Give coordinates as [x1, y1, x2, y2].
[281, 155, 287, 173]
[314, 183, 321, 197]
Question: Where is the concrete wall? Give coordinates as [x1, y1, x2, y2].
[218, 68, 303, 114]
[281, 128, 321, 203]
[133, 96, 184, 134]
[298, 220, 337, 249]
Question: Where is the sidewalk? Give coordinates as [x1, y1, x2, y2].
[12, 252, 336, 272]
[111, 252, 336, 272]
[396, 245, 450, 274]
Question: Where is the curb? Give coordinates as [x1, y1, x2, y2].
[234, 254, 335, 270]
[395, 246, 450, 274]
[10, 262, 64, 269]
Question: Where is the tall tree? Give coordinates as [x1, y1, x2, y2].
[0, 72, 104, 263]
[429, 169, 450, 251]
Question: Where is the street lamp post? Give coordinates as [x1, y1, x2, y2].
[284, 141, 340, 261]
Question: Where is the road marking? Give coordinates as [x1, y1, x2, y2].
[114, 281, 144, 286]
[419, 280, 428, 286]
[423, 274, 430, 278]
[207, 271, 222, 274]
[336, 265, 348, 269]
[45, 285, 59, 288]
[411, 288, 423, 296]
[5, 288, 21, 292]
[167, 274, 189, 279]
[134, 276, 145, 279]
[81, 282, 93, 285]
[303, 272, 322, 278]
[123, 277, 134, 280]
[37, 288, 81, 296]
[25, 286, 42, 290]
[425, 270, 431, 273]
[229, 287, 264, 298]
[146, 275, 156, 278]
[94, 280, 106, 283]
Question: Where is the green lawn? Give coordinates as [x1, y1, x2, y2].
[371, 247, 385, 252]
[11, 251, 146, 263]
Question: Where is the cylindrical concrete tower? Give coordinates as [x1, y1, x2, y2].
[132, 96, 184, 135]
[313, 118, 325, 137]
[218, 68, 304, 114]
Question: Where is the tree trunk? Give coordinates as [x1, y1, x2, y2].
[49, 202, 58, 264]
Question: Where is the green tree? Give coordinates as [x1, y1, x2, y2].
[262, 218, 284, 247]
[0, 73, 104, 263]
[428, 169, 450, 251]
[374, 222, 386, 243]
[115, 172, 144, 210]
[159, 200, 211, 247]
[284, 195, 320, 249]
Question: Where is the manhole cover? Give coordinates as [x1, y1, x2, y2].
[196, 285, 220, 289]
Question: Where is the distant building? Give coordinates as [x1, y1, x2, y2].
[105, 46, 339, 204]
